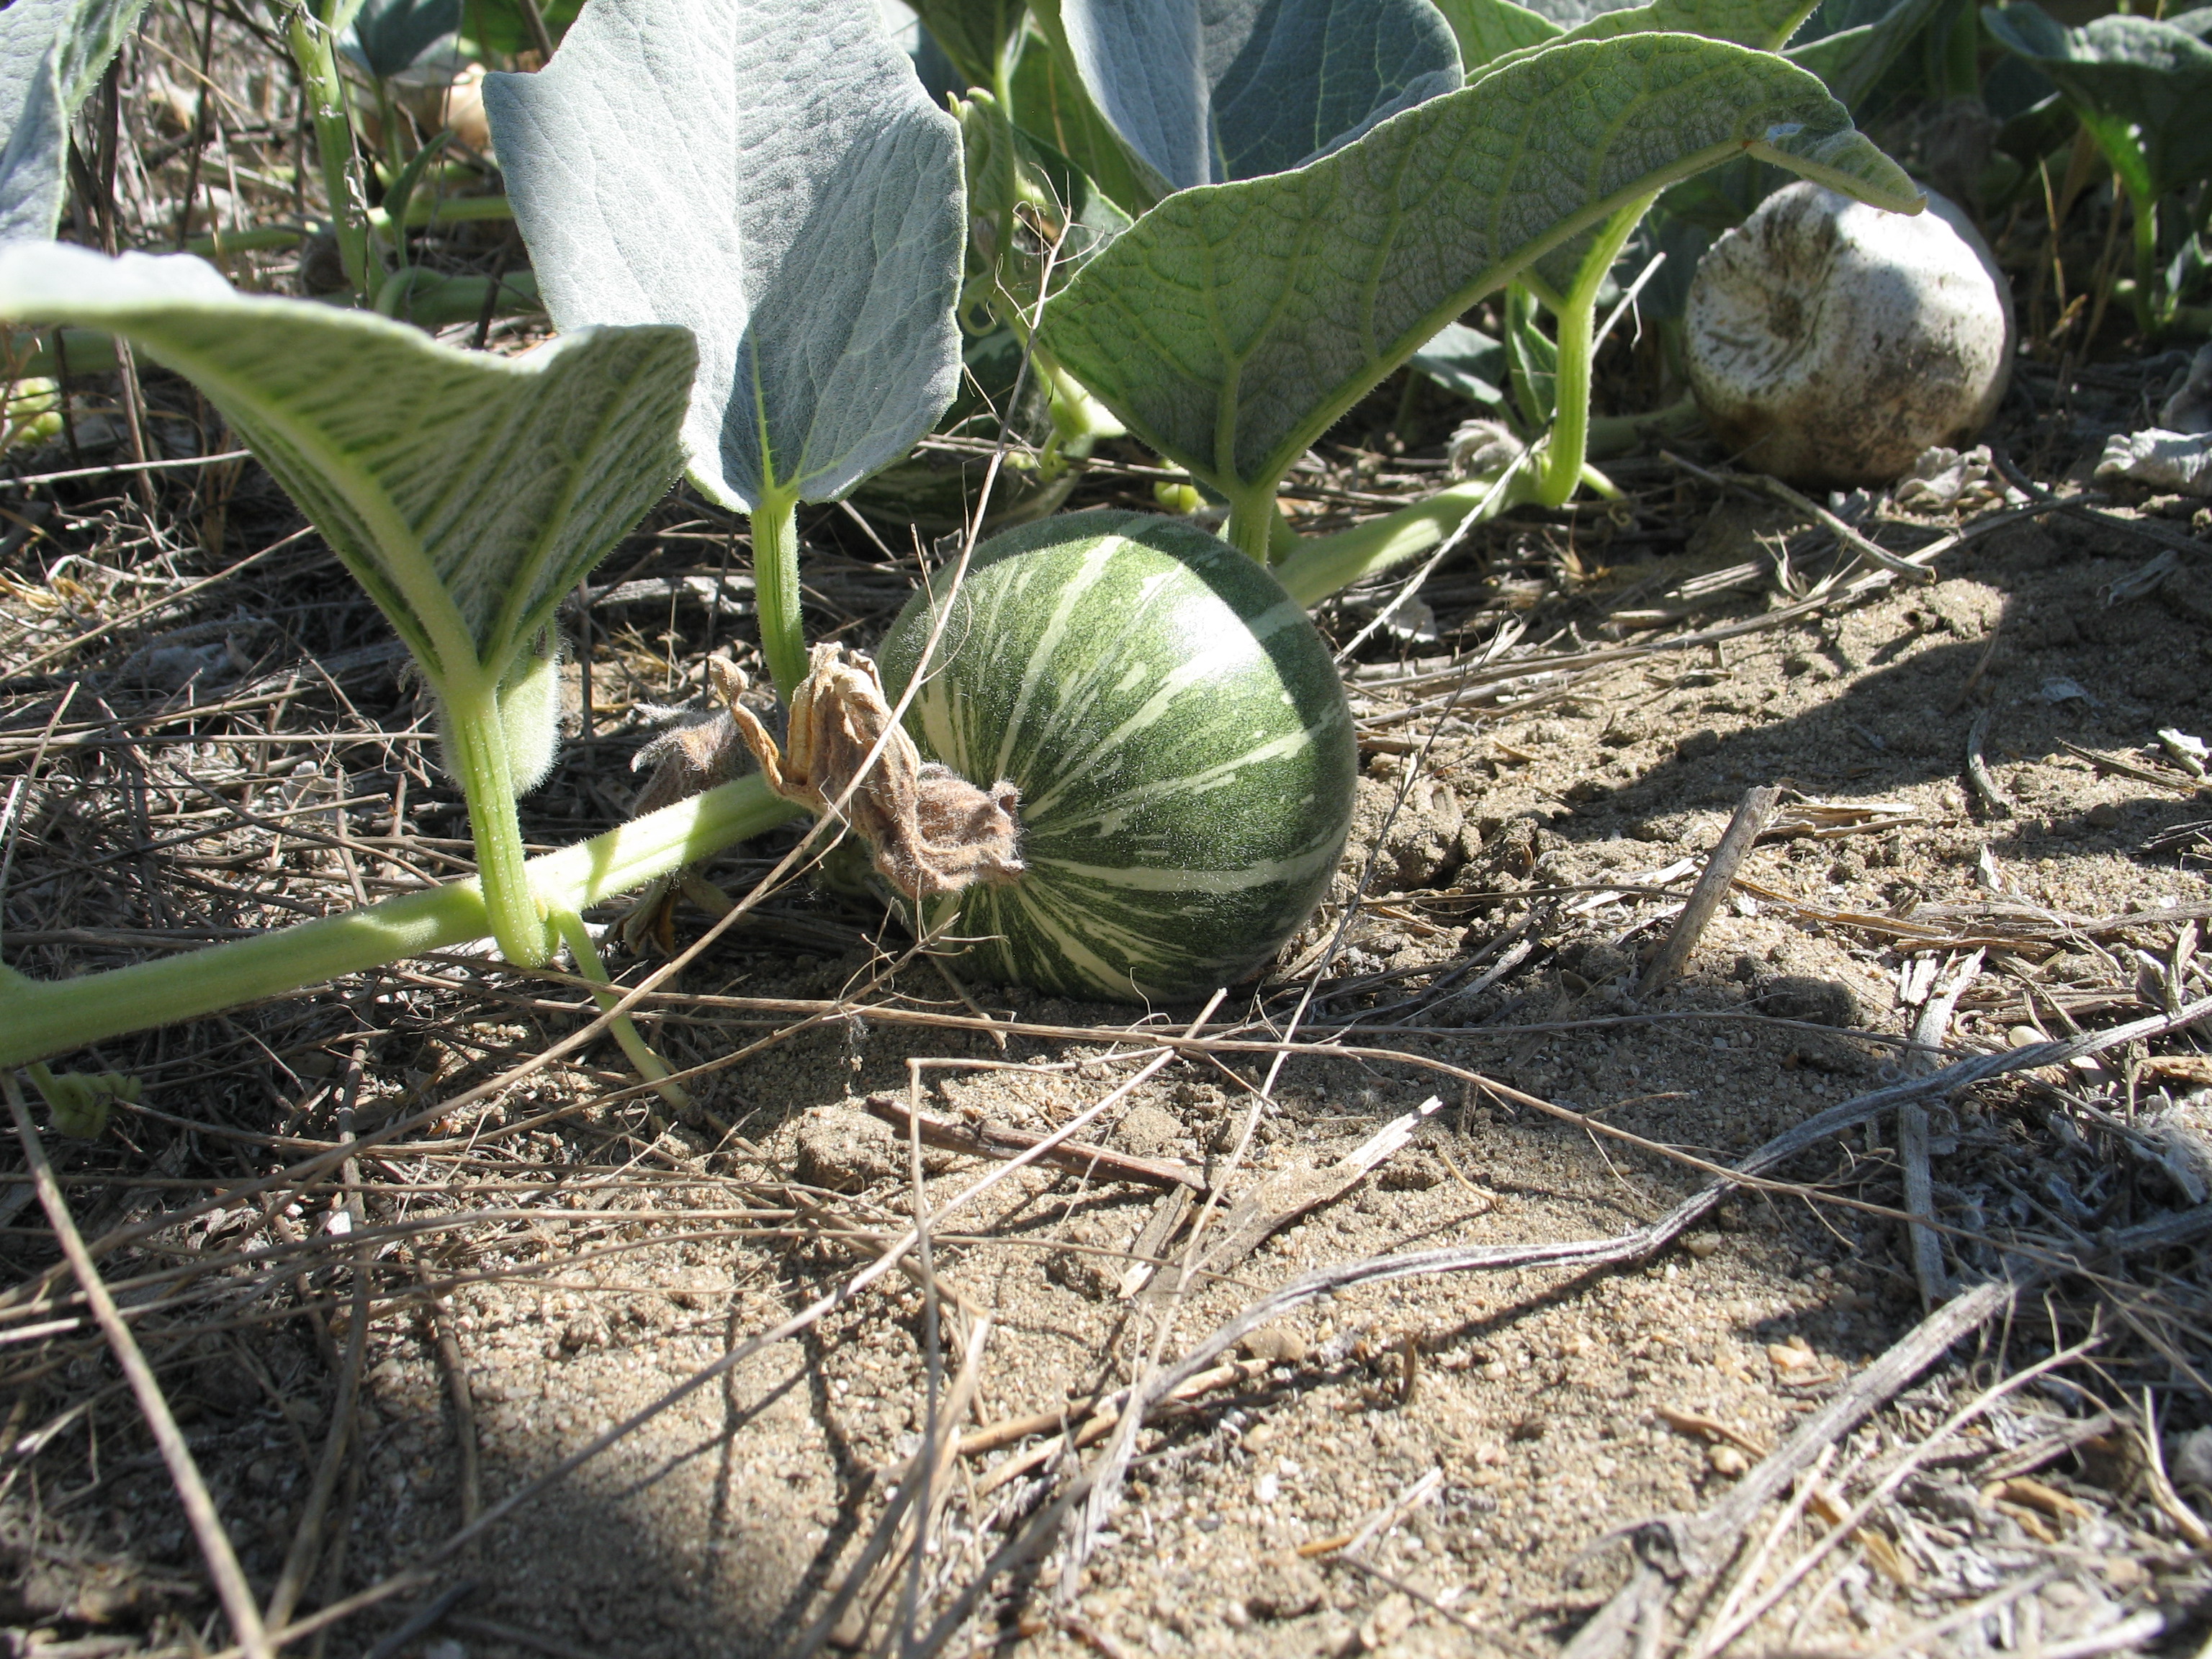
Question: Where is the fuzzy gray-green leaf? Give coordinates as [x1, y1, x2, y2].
[1039, 32, 1916, 498]
[482, 0, 964, 515]
[0, 245, 693, 688]
[0, 0, 156, 243]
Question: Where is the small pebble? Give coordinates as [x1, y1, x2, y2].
[1238, 1325, 1308, 1366]
[1707, 1444, 1748, 1478]
[2085, 801, 2121, 829]
[2170, 1425, 2212, 1489]
[1682, 1235, 1721, 1260]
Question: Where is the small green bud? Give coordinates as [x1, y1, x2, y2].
[29, 1066, 138, 1139]
[497, 630, 565, 796]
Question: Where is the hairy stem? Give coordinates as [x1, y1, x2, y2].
[0, 775, 806, 1070]
[286, 0, 375, 301]
[1532, 199, 1650, 509]
[549, 909, 692, 1112]
[1534, 286, 1594, 508]
[2131, 188, 2162, 336]
[750, 495, 806, 702]
[1273, 475, 1519, 607]
[1224, 482, 1281, 564]
[441, 680, 552, 968]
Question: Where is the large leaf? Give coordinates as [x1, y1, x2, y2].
[1432, 0, 1561, 66]
[464, 0, 583, 57]
[1030, 0, 1463, 198]
[1007, 27, 1164, 214]
[0, 0, 154, 243]
[0, 244, 692, 690]
[1785, 0, 1951, 106]
[912, 0, 1026, 91]
[1039, 32, 1917, 501]
[346, 0, 462, 78]
[1982, 4, 2212, 204]
[482, 0, 963, 515]
[1457, 0, 1815, 69]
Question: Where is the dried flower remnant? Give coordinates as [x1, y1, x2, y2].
[724, 644, 1024, 902]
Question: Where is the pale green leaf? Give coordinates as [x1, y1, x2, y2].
[1039, 32, 1918, 500]
[482, 0, 965, 513]
[0, 244, 693, 690]
[1030, 0, 1462, 196]
[0, 0, 155, 243]
[1550, 0, 1806, 44]
[1432, 0, 1561, 69]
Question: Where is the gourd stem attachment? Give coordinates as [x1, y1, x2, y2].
[441, 680, 554, 968]
[750, 495, 806, 702]
[0, 775, 806, 1070]
[549, 909, 693, 1111]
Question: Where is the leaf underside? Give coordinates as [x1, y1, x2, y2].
[482, 0, 966, 515]
[0, 246, 693, 688]
[1982, 3, 2212, 202]
[1038, 0, 1463, 196]
[0, 0, 156, 243]
[1039, 31, 1918, 498]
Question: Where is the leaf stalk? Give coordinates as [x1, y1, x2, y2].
[750, 495, 806, 701]
[287, 0, 376, 301]
[0, 775, 805, 1070]
[439, 678, 554, 967]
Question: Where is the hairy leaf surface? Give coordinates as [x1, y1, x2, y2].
[1033, 0, 1462, 196]
[0, 0, 154, 243]
[1452, 0, 1814, 72]
[483, 0, 963, 513]
[1039, 32, 1917, 498]
[0, 245, 692, 688]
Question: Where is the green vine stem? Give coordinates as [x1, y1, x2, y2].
[1224, 482, 1282, 563]
[2129, 189, 2161, 336]
[1532, 199, 1650, 509]
[750, 494, 806, 701]
[287, 0, 376, 300]
[439, 676, 554, 968]
[1037, 356, 1124, 479]
[0, 775, 805, 1070]
[1273, 475, 1519, 606]
[549, 909, 693, 1111]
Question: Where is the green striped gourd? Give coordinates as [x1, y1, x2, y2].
[876, 510, 1356, 1002]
